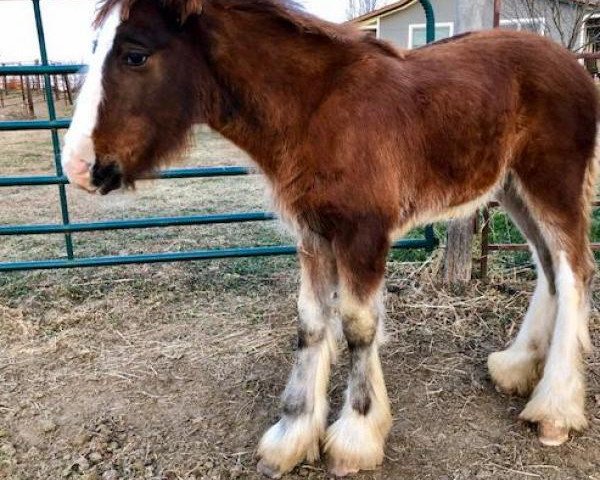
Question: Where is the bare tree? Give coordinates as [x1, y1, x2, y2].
[503, 0, 600, 52]
[347, 0, 380, 19]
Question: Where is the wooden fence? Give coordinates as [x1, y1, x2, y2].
[0, 62, 76, 115]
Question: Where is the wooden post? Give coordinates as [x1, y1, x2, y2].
[19, 75, 27, 111]
[443, 0, 494, 284]
[63, 74, 73, 106]
[1, 64, 7, 92]
[0, 64, 6, 108]
[493, 0, 502, 28]
[33, 60, 41, 91]
[25, 75, 35, 118]
[39, 62, 46, 101]
[444, 217, 476, 283]
[53, 74, 61, 101]
[481, 208, 491, 280]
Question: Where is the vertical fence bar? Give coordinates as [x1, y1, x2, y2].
[31, 0, 75, 259]
[424, 225, 437, 251]
[481, 208, 490, 280]
[419, 0, 436, 44]
[420, 0, 436, 250]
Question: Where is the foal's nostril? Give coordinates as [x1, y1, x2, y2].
[91, 161, 123, 195]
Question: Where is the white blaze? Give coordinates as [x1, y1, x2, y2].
[62, 4, 122, 191]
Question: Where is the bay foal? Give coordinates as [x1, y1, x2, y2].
[62, 0, 598, 476]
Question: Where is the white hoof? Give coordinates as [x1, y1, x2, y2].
[257, 415, 322, 478]
[324, 409, 391, 477]
[488, 348, 541, 396]
[519, 377, 588, 446]
[538, 421, 570, 447]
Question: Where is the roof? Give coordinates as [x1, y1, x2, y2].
[349, 0, 416, 24]
[349, 0, 600, 24]
[571, 0, 600, 5]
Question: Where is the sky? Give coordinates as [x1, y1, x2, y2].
[0, 0, 351, 64]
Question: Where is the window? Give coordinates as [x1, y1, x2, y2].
[500, 18, 545, 35]
[584, 16, 600, 53]
[359, 18, 379, 39]
[408, 23, 454, 49]
[361, 27, 378, 38]
[582, 16, 600, 77]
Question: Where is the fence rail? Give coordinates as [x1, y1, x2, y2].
[479, 201, 600, 279]
[0, 64, 83, 75]
[0, 0, 439, 272]
[576, 52, 600, 60]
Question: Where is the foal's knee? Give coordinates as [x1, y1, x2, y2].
[339, 294, 379, 348]
[297, 286, 328, 344]
[339, 295, 380, 417]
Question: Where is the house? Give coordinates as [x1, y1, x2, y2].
[351, 0, 600, 53]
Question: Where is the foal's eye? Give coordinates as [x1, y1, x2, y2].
[125, 52, 149, 67]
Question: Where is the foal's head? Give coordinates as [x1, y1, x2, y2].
[62, 0, 204, 194]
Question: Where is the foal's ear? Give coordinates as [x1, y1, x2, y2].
[163, 0, 203, 24]
[96, 0, 202, 28]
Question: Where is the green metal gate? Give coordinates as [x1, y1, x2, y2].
[0, 0, 438, 272]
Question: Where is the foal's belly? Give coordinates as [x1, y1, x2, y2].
[390, 149, 508, 240]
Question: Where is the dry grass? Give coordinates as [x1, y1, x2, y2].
[0, 258, 598, 479]
[0, 92, 599, 479]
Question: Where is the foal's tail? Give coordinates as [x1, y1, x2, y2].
[577, 126, 600, 294]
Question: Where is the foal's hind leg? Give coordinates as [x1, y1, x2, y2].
[324, 226, 392, 477]
[257, 235, 338, 478]
[520, 242, 593, 445]
[488, 180, 557, 396]
[493, 165, 594, 446]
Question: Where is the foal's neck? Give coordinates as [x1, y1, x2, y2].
[197, 1, 358, 176]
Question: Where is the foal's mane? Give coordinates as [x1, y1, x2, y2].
[94, 0, 325, 29]
[94, 0, 400, 58]
[216, 0, 354, 41]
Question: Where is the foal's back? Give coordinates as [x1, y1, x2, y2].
[361, 30, 598, 222]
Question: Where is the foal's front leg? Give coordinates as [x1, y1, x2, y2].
[325, 235, 392, 476]
[257, 239, 337, 478]
[324, 285, 392, 476]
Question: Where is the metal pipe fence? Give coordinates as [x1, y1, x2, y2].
[480, 202, 600, 280]
[0, 0, 439, 272]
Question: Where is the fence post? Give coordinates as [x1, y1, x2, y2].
[443, 0, 494, 284]
[0, 73, 4, 108]
[19, 74, 27, 111]
[33, 59, 40, 91]
[25, 75, 35, 117]
[444, 217, 476, 283]
[481, 208, 491, 280]
[53, 74, 61, 101]
[63, 73, 73, 105]
[31, 0, 75, 259]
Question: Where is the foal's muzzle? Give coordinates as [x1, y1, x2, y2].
[92, 161, 123, 195]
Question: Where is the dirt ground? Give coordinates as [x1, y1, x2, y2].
[1, 92, 599, 479]
[0, 260, 599, 480]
